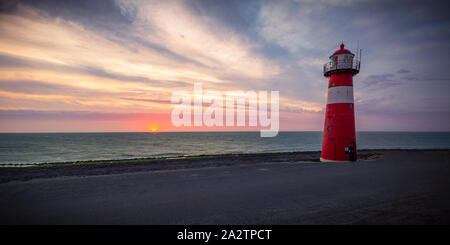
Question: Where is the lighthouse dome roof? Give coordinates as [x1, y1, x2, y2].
[330, 43, 353, 57]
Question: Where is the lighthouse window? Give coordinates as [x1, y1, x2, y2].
[349, 104, 353, 108]
[327, 126, 332, 131]
[331, 82, 335, 87]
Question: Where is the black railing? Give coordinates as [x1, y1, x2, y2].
[323, 59, 360, 76]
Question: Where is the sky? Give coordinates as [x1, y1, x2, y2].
[0, 0, 449, 132]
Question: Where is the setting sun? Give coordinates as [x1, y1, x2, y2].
[148, 125, 159, 133]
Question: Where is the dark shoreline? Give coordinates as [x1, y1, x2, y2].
[0, 150, 324, 167]
[0, 149, 447, 184]
[1, 148, 447, 167]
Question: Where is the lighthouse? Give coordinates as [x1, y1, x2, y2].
[321, 43, 360, 162]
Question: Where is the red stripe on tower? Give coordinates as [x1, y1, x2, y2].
[321, 43, 361, 162]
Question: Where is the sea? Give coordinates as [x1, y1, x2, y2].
[0, 131, 449, 165]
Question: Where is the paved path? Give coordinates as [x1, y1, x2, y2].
[0, 150, 449, 224]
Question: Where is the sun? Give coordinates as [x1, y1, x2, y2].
[148, 125, 159, 133]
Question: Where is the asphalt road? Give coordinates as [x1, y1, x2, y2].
[1, 150, 449, 224]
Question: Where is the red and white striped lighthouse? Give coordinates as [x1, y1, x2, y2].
[321, 43, 360, 162]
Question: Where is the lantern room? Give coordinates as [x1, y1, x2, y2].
[323, 43, 360, 77]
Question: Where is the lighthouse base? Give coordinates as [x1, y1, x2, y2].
[320, 157, 354, 163]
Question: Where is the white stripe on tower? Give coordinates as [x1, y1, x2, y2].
[326, 86, 354, 104]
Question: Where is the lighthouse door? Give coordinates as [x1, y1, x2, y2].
[348, 142, 355, 161]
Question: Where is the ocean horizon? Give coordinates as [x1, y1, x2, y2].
[1, 131, 449, 165]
